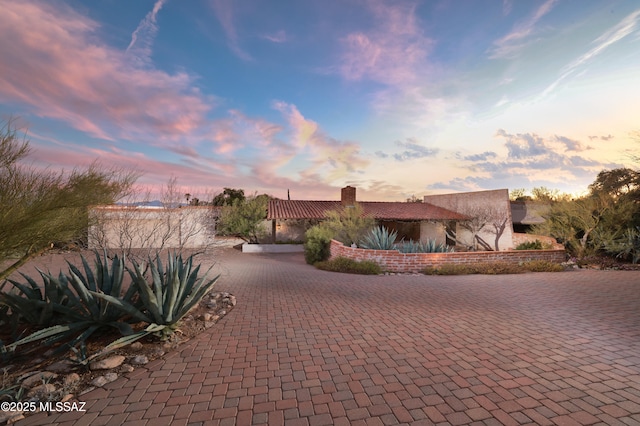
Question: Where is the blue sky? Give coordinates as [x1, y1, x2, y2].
[1, 0, 639, 201]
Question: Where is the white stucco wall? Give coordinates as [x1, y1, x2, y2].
[419, 221, 446, 245]
[424, 189, 515, 250]
[88, 206, 216, 249]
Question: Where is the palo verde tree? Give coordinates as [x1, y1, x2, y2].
[217, 193, 270, 243]
[303, 202, 375, 264]
[533, 168, 640, 260]
[0, 121, 137, 280]
[321, 202, 376, 247]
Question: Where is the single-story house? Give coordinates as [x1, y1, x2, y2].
[266, 186, 468, 245]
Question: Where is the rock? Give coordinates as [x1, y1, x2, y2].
[21, 371, 58, 389]
[120, 364, 135, 373]
[90, 373, 117, 388]
[201, 313, 212, 321]
[90, 376, 107, 387]
[204, 321, 215, 329]
[80, 386, 96, 396]
[0, 411, 24, 424]
[229, 295, 237, 306]
[220, 310, 227, 316]
[130, 355, 149, 366]
[205, 301, 217, 309]
[60, 394, 74, 403]
[27, 383, 56, 398]
[8, 414, 25, 424]
[90, 355, 125, 370]
[63, 373, 81, 387]
[46, 360, 75, 373]
[130, 342, 143, 351]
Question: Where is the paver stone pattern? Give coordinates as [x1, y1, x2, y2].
[17, 250, 640, 425]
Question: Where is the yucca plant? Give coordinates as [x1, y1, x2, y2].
[114, 252, 219, 340]
[359, 226, 398, 250]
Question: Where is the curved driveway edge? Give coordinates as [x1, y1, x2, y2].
[19, 250, 640, 425]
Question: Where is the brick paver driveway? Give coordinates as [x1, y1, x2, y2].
[22, 250, 640, 425]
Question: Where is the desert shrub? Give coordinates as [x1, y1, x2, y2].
[521, 260, 565, 272]
[315, 257, 381, 275]
[360, 226, 397, 250]
[217, 194, 270, 243]
[422, 260, 565, 275]
[601, 226, 640, 264]
[515, 240, 543, 250]
[323, 203, 375, 246]
[0, 121, 137, 281]
[576, 254, 625, 269]
[304, 225, 334, 264]
[471, 262, 523, 275]
[422, 264, 474, 275]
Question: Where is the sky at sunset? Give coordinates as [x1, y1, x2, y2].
[1, 0, 639, 202]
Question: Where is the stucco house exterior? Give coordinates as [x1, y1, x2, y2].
[510, 200, 550, 233]
[266, 186, 468, 245]
[424, 189, 515, 251]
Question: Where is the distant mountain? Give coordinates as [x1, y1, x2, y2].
[117, 200, 165, 207]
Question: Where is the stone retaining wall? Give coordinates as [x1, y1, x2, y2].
[329, 239, 566, 273]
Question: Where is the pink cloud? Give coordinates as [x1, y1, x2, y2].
[338, 0, 433, 86]
[262, 30, 288, 43]
[273, 101, 369, 182]
[126, 0, 168, 68]
[0, 1, 212, 143]
[209, 0, 252, 61]
[25, 141, 242, 201]
[489, 0, 558, 59]
[207, 110, 284, 154]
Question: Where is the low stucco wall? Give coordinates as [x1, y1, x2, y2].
[88, 206, 215, 249]
[329, 239, 566, 273]
[242, 243, 305, 253]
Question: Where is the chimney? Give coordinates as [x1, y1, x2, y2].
[341, 186, 356, 206]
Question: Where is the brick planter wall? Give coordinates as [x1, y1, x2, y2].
[329, 239, 566, 273]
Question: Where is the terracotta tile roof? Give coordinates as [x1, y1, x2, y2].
[267, 200, 467, 221]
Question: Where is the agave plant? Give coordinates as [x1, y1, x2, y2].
[0, 269, 76, 328]
[395, 239, 453, 253]
[603, 226, 640, 264]
[359, 226, 398, 250]
[2, 251, 144, 354]
[96, 252, 220, 340]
